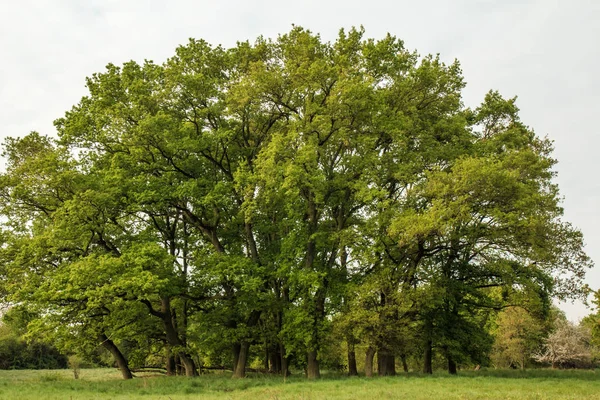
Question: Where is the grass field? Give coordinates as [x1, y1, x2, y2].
[0, 368, 599, 399]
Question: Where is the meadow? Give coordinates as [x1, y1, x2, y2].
[0, 368, 599, 400]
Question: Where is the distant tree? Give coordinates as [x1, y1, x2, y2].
[491, 307, 545, 369]
[535, 316, 592, 368]
[581, 289, 600, 364]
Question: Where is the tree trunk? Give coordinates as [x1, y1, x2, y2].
[180, 354, 197, 377]
[143, 297, 198, 376]
[269, 345, 282, 373]
[175, 354, 182, 375]
[347, 340, 358, 376]
[448, 357, 457, 375]
[264, 345, 270, 371]
[306, 350, 320, 379]
[268, 348, 276, 373]
[98, 334, 132, 380]
[400, 354, 408, 373]
[166, 347, 176, 376]
[423, 339, 433, 374]
[164, 300, 197, 377]
[304, 295, 325, 379]
[232, 343, 241, 373]
[377, 347, 396, 376]
[304, 195, 324, 381]
[365, 346, 376, 377]
[166, 356, 176, 376]
[233, 341, 250, 378]
[280, 343, 290, 377]
[387, 354, 396, 375]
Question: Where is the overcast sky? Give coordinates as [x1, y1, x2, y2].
[1, 0, 598, 320]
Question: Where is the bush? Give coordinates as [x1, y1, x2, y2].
[0, 335, 68, 369]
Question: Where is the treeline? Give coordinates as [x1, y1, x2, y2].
[0, 308, 67, 370]
[0, 27, 593, 378]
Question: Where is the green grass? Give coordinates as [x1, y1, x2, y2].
[0, 368, 598, 399]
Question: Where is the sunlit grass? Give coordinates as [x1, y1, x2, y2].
[0, 368, 598, 399]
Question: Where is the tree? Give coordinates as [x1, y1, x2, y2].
[491, 307, 545, 369]
[0, 133, 141, 379]
[535, 315, 592, 368]
[386, 92, 591, 373]
[0, 27, 592, 379]
[579, 289, 600, 365]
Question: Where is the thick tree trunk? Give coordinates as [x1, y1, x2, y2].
[347, 340, 358, 376]
[180, 354, 197, 377]
[423, 339, 433, 374]
[166, 346, 176, 376]
[377, 347, 396, 376]
[166, 356, 176, 376]
[448, 357, 457, 375]
[160, 298, 197, 376]
[365, 347, 376, 377]
[269, 345, 282, 373]
[232, 309, 261, 378]
[98, 334, 133, 380]
[306, 350, 320, 379]
[233, 341, 250, 378]
[387, 354, 396, 375]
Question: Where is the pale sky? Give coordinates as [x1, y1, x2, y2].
[1, 0, 598, 320]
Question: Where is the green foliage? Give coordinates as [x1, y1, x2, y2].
[581, 290, 600, 363]
[491, 307, 546, 369]
[0, 309, 68, 370]
[0, 26, 592, 378]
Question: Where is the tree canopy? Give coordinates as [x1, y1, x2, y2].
[0, 27, 592, 378]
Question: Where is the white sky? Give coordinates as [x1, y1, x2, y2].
[1, 0, 598, 320]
